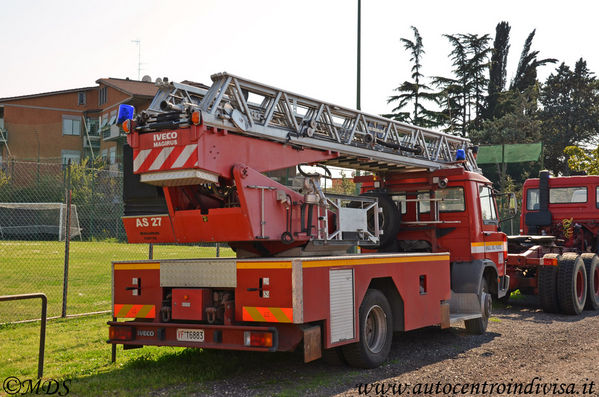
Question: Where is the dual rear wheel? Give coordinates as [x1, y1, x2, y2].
[539, 252, 596, 315]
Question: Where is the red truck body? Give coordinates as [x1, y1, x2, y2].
[108, 73, 509, 367]
[506, 171, 599, 314]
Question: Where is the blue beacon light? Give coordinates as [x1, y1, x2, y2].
[117, 104, 135, 124]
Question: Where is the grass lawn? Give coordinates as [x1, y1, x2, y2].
[0, 241, 233, 323]
[0, 314, 284, 396]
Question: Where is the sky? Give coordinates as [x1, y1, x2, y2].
[1, 0, 597, 116]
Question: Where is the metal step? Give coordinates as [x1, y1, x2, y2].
[449, 313, 482, 324]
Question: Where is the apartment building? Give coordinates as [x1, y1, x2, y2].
[0, 77, 158, 169]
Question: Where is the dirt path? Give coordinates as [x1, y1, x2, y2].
[157, 298, 599, 396]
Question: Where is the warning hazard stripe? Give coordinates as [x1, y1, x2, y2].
[133, 144, 198, 173]
[242, 307, 293, 323]
[114, 304, 156, 318]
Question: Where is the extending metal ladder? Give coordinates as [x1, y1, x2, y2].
[145, 72, 479, 173]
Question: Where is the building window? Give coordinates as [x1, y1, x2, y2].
[62, 150, 81, 165]
[109, 147, 116, 165]
[101, 149, 108, 162]
[78, 91, 86, 105]
[62, 115, 81, 136]
[99, 87, 108, 105]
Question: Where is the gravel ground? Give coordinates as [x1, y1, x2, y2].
[156, 297, 599, 396]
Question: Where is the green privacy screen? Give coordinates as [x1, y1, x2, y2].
[476, 143, 542, 164]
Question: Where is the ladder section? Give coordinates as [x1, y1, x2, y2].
[145, 73, 479, 172]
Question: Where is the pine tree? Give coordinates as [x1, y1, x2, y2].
[387, 26, 438, 126]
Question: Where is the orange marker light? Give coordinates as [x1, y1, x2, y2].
[122, 119, 131, 134]
[543, 257, 558, 266]
[191, 111, 201, 125]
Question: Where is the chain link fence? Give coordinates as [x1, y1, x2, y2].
[0, 160, 230, 324]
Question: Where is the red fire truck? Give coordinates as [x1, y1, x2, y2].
[505, 171, 599, 314]
[108, 73, 509, 368]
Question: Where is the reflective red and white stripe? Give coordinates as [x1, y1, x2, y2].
[134, 144, 198, 173]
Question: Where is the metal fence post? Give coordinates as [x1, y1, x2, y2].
[62, 160, 72, 318]
[90, 169, 96, 239]
[0, 293, 47, 378]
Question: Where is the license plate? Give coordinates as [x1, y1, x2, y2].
[176, 328, 204, 342]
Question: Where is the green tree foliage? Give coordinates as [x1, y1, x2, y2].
[438, 33, 490, 135]
[0, 168, 9, 188]
[387, 26, 438, 127]
[486, 22, 511, 119]
[329, 171, 357, 196]
[564, 145, 599, 175]
[540, 59, 599, 175]
[471, 87, 542, 190]
[510, 30, 557, 93]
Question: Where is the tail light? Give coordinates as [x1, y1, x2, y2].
[543, 257, 558, 266]
[244, 331, 273, 347]
[109, 326, 134, 341]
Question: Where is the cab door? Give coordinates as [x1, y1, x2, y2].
[478, 184, 507, 276]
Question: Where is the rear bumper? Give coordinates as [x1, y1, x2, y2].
[107, 321, 280, 352]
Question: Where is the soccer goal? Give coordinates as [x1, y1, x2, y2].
[0, 203, 82, 241]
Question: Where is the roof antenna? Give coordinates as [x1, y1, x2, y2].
[131, 39, 141, 80]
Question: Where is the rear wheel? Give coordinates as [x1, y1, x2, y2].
[581, 253, 599, 310]
[342, 289, 393, 368]
[557, 253, 587, 315]
[539, 254, 560, 313]
[465, 278, 491, 334]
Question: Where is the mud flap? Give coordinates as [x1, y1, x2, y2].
[301, 325, 322, 363]
[440, 301, 450, 329]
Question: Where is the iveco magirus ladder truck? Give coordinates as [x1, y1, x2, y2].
[108, 72, 509, 368]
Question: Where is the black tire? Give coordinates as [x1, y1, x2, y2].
[581, 253, 599, 310]
[342, 289, 393, 368]
[362, 192, 400, 249]
[538, 254, 560, 313]
[321, 347, 347, 366]
[465, 278, 491, 334]
[557, 253, 587, 315]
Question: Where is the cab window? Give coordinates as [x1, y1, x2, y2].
[392, 193, 407, 214]
[479, 185, 497, 224]
[526, 188, 540, 210]
[549, 187, 587, 203]
[437, 187, 465, 212]
[418, 191, 430, 213]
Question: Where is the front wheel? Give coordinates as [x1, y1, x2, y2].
[342, 289, 393, 368]
[465, 278, 491, 334]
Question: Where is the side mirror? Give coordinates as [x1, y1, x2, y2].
[508, 192, 518, 215]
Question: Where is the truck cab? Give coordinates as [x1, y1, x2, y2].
[521, 171, 599, 252]
[357, 167, 509, 302]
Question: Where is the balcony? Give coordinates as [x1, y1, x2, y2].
[83, 135, 101, 150]
[102, 124, 126, 141]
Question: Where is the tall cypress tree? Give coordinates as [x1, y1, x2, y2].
[487, 22, 510, 119]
